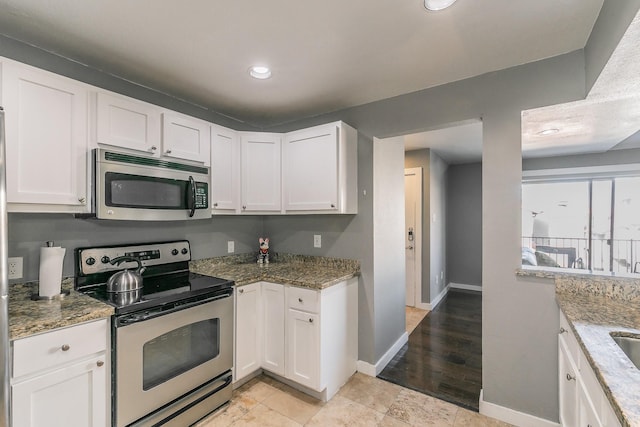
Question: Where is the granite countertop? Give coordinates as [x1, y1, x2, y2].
[190, 252, 360, 289]
[554, 275, 640, 427]
[8, 278, 114, 341]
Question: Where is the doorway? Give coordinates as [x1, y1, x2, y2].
[404, 167, 423, 308]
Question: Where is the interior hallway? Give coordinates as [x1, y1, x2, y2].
[378, 289, 483, 411]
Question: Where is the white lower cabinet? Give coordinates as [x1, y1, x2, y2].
[558, 311, 621, 427]
[234, 282, 262, 381]
[234, 278, 358, 400]
[286, 308, 320, 389]
[11, 319, 110, 427]
[262, 282, 285, 376]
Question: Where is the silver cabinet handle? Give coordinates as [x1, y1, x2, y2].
[566, 373, 575, 381]
[61, 344, 70, 352]
[242, 205, 247, 210]
[213, 202, 218, 208]
[96, 360, 104, 367]
[238, 289, 244, 294]
[331, 204, 336, 208]
[559, 327, 567, 334]
[298, 298, 303, 303]
[406, 246, 414, 250]
[165, 149, 172, 154]
[309, 318, 314, 323]
[149, 145, 157, 152]
[78, 197, 86, 204]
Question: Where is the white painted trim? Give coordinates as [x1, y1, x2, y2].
[405, 167, 423, 309]
[479, 390, 561, 427]
[448, 282, 482, 292]
[415, 301, 431, 311]
[357, 332, 409, 377]
[427, 284, 449, 310]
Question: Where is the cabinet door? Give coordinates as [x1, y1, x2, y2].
[283, 124, 338, 211]
[286, 309, 320, 390]
[211, 125, 240, 213]
[12, 354, 107, 427]
[262, 283, 285, 376]
[161, 112, 210, 164]
[95, 91, 161, 154]
[3, 61, 89, 211]
[240, 133, 281, 212]
[577, 380, 603, 427]
[559, 337, 579, 427]
[235, 283, 261, 381]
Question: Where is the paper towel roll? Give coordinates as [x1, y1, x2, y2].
[38, 246, 66, 297]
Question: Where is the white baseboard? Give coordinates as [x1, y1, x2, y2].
[415, 302, 431, 311]
[479, 389, 560, 427]
[357, 331, 409, 377]
[449, 282, 483, 292]
[427, 285, 449, 310]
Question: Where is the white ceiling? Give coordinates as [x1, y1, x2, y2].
[0, 0, 604, 128]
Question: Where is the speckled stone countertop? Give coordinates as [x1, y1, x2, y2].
[190, 252, 360, 289]
[8, 278, 114, 341]
[554, 274, 640, 427]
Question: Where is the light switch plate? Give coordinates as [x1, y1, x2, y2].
[314, 235, 322, 248]
[227, 241, 235, 253]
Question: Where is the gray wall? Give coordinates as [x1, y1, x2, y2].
[446, 163, 482, 287]
[8, 214, 263, 282]
[404, 149, 431, 302]
[429, 152, 448, 301]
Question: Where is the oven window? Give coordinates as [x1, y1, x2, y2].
[106, 172, 186, 209]
[142, 319, 220, 390]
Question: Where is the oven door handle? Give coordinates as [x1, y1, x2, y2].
[186, 175, 197, 217]
[118, 291, 232, 326]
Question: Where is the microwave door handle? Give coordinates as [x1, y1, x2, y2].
[187, 175, 196, 217]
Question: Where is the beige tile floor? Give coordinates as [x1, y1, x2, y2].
[195, 373, 513, 427]
[405, 306, 429, 334]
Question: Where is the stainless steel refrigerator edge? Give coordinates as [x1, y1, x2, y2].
[0, 107, 11, 427]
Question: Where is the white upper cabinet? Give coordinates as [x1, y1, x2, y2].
[240, 132, 282, 213]
[283, 121, 357, 214]
[162, 112, 210, 165]
[95, 91, 161, 155]
[2, 60, 90, 212]
[211, 125, 240, 213]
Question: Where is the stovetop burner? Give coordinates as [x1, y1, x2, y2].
[75, 240, 234, 315]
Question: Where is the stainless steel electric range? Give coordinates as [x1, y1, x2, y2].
[75, 240, 233, 427]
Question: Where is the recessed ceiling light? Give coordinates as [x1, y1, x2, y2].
[249, 65, 272, 80]
[537, 128, 560, 136]
[424, 0, 458, 11]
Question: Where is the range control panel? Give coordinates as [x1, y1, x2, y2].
[77, 240, 191, 275]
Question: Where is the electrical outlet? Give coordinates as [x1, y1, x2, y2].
[441, 271, 444, 280]
[8, 257, 23, 280]
[227, 241, 235, 253]
[314, 234, 322, 248]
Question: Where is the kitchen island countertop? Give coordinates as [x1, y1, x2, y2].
[542, 271, 640, 427]
[190, 252, 360, 289]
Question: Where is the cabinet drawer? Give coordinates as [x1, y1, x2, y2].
[13, 319, 108, 378]
[559, 311, 580, 363]
[287, 287, 319, 313]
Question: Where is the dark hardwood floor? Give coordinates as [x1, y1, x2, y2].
[378, 289, 482, 411]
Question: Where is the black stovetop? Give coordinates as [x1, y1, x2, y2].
[80, 271, 233, 315]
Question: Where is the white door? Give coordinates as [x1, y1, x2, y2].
[404, 168, 422, 307]
[286, 308, 320, 390]
[240, 133, 282, 212]
[262, 283, 285, 376]
[211, 125, 240, 213]
[234, 283, 261, 381]
[161, 112, 210, 164]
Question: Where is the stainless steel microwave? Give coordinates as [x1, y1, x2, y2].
[93, 149, 210, 221]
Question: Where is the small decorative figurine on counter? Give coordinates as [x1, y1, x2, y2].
[257, 237, 270, 265]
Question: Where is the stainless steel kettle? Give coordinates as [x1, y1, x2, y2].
[106, 256, 146, 293]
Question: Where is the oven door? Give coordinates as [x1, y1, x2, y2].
[114, 295, 232, 427]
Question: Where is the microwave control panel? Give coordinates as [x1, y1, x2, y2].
[195, 182, 208, 209]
